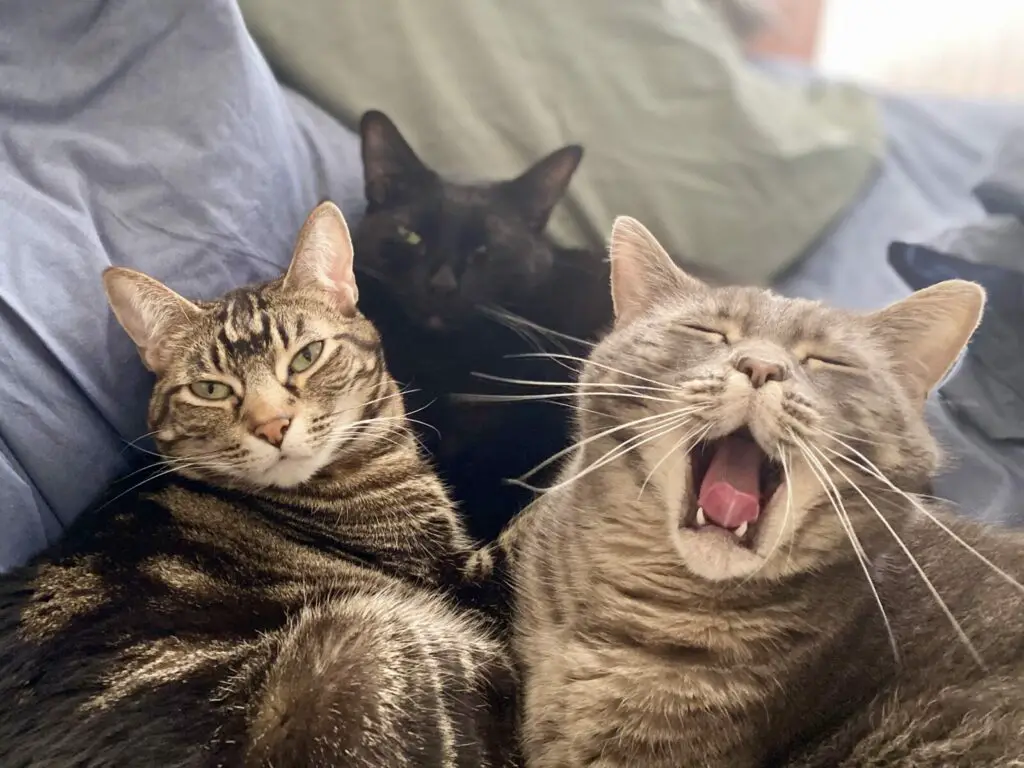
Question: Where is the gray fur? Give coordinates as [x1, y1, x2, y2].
[0, 204, 517, 767]
[512, 218, 1024, 767]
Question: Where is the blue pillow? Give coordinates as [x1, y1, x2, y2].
[0, 0, 364, 570]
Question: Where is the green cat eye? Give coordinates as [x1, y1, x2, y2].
[289, 340, 325, 374]
[397, 225, 422, 246]
[189, 381, 234, 401]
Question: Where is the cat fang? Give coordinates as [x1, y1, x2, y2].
[682, 427, 785, 549]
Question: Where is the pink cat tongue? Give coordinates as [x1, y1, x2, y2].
[697, 436, 762, 529]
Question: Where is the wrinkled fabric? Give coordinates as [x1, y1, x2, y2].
[240, 0, 882, 284]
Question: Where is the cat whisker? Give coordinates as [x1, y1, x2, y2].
[637, 422, 712, 501]
[516, 405, 709, 483]
[736, 445, 798, 587]
[789, 432, 900, 664]
[814, 434, 1024, 599]
[469, 371, 681, 395]
[799, 435, 984, 668]
[506, 352, 677, 390]
[313, 389, 414, 424]
[452, 390, 684, 407]
[481, 306, 594, 350]
[95, 461, 212, 513]
[119, 429, 162, 455]
[481, 306, 555, 356]
[810, 424, 898, 449]
[512, 411, 700, 494]
[110, 448, 243, 485]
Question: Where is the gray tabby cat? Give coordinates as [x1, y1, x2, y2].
[0, 203, 517, 767]
[512, 217, 1024, 767]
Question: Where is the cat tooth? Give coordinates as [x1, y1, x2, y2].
[695, 507, 707, 527]
[734, 521, 749, 538]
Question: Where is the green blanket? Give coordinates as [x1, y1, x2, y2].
[240, 0, 882, 283]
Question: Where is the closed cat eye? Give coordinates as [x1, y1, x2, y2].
[396, 225, 422, 246]
[471, 245, 488, 262]
[684, 324, 727, 341]
[289, 340, 325, 373]
[804, 354, 854, 369]
[189, 381, 234, 400]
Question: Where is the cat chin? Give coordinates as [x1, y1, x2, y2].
[254, 455, 325, 489]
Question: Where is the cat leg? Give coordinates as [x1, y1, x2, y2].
[244, 587, 518, 768]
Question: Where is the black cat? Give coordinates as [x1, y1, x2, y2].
[353, 111, 612, 541]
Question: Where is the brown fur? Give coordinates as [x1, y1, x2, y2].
[512, 217, 1024, 767]
[0, 203, 517, 767]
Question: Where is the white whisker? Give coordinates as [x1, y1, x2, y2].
[816, 433, 1024, 599]
[469, 371, 679, 395]
[451, 390, 682, 406]
[513, 412, 697, 494]
[802, 437, 984, 668]
[790, 433, 900, 663]
[517, 405, 709, 482]
[507, 352, 676, 390]
[637, 422, 712, 501]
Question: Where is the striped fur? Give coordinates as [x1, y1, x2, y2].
[0, 204, 517, 767]
[512, 219, 1024, 767]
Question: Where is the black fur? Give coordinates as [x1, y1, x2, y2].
[354, 111, 613, 541]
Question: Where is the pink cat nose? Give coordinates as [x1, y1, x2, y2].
[736, 356, 788, 388]
[252, 417, 291, 448]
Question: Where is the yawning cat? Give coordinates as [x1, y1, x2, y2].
[512, 217, 1024, 767]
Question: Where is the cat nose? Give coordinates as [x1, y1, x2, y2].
[430, 266, 458, 294]
[252, 417, 291, 448]
[735, 356, 788, 388]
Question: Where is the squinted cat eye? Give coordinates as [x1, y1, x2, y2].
[289, 340, 325, 374]
[189, 381, 234, 400]
[804, 354, 854, 369]
[396, 225, 422, 246]
[683, 324, 727, 342]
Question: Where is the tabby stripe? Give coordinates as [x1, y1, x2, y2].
[275, 318, 290, 348]
[257, 311, 272, 349]
[332, 331, 380, 353]
[209, 342, 224, 374]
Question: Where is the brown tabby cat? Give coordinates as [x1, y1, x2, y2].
[0, 203, 517, 767]
[512, 217, 1024, 767]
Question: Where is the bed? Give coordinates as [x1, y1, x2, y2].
[1, 0, 1022, 570]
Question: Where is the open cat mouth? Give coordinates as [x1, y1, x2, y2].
[683, 428, 784, 548]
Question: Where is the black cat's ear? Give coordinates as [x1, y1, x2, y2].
[103, 267, 203, 374]
[283, 202, 359, 317]
[499, 145, 583, 232]
[360, 110, 436, 207]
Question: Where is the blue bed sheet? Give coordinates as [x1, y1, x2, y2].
[775, 81, 1024, 526]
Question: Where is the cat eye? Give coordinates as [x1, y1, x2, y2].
[683, 324, 727, 342]
[804, 354, 854, 369]
[289, 340, 325, 374]
[470, 245, 488, 263]
[396, 225, 422, 247]
[189, 381, 234, 401]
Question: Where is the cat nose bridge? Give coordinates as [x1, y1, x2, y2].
[430, 264, 458, 293]
[244, 387, 295, 448]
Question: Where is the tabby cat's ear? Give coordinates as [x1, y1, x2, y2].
[500, 145, 583, 232]
[608, 216, 703, 326]
[103, 267, 202, 374]
[283, 201, 359, 317]
[360, 110, 436, 207]
[867, 280, 985, 403]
